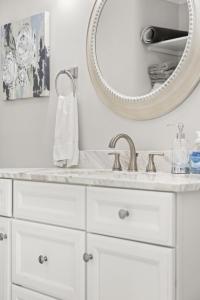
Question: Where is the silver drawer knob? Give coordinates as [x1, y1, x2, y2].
[119, 209, 130, 219]
[0, 233, 7, 241]
[38, 255, 48, 264]
[83, 253, 93, 263]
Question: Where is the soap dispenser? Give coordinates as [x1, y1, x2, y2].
[190, 131, 200, 174]
[171, 123, 189, 174]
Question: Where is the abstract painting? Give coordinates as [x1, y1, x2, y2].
[1, 12, 50, 100]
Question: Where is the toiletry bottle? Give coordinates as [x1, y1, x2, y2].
[171, 123, 189, 174]
[190, 131, 200, 174]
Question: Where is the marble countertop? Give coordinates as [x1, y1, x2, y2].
[0, 168, 200, 192]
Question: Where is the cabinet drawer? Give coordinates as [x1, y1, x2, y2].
[14, 181, 85, 229]
[87, 187, 175, 246]
[12, 285, 56, 300]
[0, 179, 12, 217]
[12, 220, 85, 300]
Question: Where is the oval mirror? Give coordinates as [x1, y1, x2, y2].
[87, 0, 200, 120]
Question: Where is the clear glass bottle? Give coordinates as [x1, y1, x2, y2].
[171, 123, 189, 174]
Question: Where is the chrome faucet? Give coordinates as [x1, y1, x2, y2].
[108, 134, 138, 172]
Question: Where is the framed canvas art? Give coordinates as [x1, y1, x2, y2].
[1, 12, 50, 100]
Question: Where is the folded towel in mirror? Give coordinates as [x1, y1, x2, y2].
[150, 70, 175, 80]
[148, 61, 178, 87]
[148, 61, 178, 74]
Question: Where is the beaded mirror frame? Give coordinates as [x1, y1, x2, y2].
[87, 0, 200, 120]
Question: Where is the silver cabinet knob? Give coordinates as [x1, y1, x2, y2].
[83, 253, 93, 263]
[38, 255, 48, 264]
[0, 233, 7, 241]
[119, 209, 130, 219]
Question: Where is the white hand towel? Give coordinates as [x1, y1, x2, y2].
[53, 93, 79, 167]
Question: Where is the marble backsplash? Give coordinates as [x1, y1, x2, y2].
[78, 150, 172, 173]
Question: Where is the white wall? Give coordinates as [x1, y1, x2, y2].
[0, 0, 198, 168]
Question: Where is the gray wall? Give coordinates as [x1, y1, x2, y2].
[0, 0, 199, 167]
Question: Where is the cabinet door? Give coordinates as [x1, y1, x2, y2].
[12, 220, 85, 300]
[0, 217, 11, 300]
[87, 234, 175, 300]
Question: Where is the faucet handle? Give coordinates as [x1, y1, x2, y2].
[146, 153, 164, 173]
[108, 152, 122, 171]
[135, 152, 139, 172]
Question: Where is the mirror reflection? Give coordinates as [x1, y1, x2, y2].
[96, 0, 189, 97]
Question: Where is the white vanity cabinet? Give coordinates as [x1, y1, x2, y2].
[0, 178, 197, 300]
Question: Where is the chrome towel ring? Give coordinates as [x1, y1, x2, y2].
[55, 67, 78, 97]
